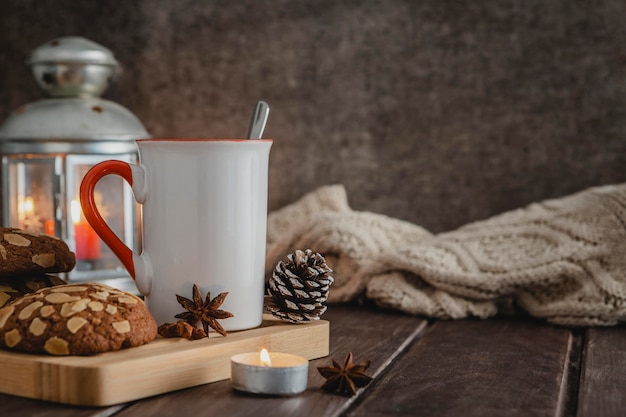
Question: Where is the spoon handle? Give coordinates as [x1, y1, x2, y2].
[247, 100, 270, 139]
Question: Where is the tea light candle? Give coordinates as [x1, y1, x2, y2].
[231, 349, 309, 395]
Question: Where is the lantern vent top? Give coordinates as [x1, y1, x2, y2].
[0, 36, 149, 150]
[27, 36, 119, 98]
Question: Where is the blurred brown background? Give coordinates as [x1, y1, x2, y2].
[0, 0, 624, 233]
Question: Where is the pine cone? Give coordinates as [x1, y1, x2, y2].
[265, 249, 334, 323]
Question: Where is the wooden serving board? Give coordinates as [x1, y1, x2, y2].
[0, 316, 329, 406]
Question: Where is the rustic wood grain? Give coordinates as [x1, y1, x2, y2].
[577, 327, 626, 417]
[112, 305, 427, 417]
[350, 319, 574, 417]
[5, 310, 605, 417]
[0, 393, 125, 417]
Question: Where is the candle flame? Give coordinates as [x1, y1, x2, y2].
[18, 197, 34, 216]
[24, 197, 34, 215]
[260, 348, 272, 367]
[70, 200, 81, 224]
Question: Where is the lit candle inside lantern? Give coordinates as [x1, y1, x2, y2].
[71, 200, 101, 260]
[231, 349, 309, 396]
[17, 197, 34, 230]
[17, 197, 53, 234]
[21, 197, 34, 217]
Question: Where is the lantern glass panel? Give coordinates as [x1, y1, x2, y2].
[3, 157, 57, 235]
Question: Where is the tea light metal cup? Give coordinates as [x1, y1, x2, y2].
[231, 349, 309, 396]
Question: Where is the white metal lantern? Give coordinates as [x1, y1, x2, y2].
[0, 37, 149, 292]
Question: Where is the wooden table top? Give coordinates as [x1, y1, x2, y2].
[2, 304, 624, 417]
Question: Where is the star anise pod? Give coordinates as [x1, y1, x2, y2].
[174, 284, 234, 337]
[317, 352, 373, 396]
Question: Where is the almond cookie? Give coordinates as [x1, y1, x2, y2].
[0, 274, 67, 308]
[0, 283, 157, 355]
[0, 228, 76, 277]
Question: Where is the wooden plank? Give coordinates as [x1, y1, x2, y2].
[0, 316, 328, 407]
[350, 319, 574, 417]
[111, 305, 428, 417]
[577, 328, 626, 417]
[0, 394, 125, 417]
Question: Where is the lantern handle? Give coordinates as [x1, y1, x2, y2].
[79, 161, 152, 296]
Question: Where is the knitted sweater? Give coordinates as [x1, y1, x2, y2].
[266, 184, 626, 326]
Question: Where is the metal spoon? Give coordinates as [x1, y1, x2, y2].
[247, 100, 270, 139]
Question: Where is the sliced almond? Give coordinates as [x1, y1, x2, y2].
[40, 305, 55, 318]
[29, 317, 47, 336]
[89, 283, 110, 291]
[32, 253, 55, 268]
[0, 285, 17, 292]
[88, 301, 104, 312]
[51, 286, 88, 293]
[4, 233, 31, 247]
[105, 304, 118, 315]
[112, 320, 131, 334]
[116, 296, 138, 305]
[0, 244, 6, 260]
[71, 298, 90, 312]
[44, 337, 70, 355]
[60, 302, 77, 317]
[18, 301, 43, 320]
[0, 306, 15, 329]
[90, 291, 110, 301]
[67, 317, 88, 334]
[45, 293, 81, 304]
[0, 292, 10, 308]
[4, 329, 21, 347]
[16, 294, 34, 304]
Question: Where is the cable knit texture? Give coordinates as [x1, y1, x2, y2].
[266, 184, 626, 326]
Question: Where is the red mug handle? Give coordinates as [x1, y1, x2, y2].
[79, 160, 137, 278]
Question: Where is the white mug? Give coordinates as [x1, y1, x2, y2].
[80, 139, 272, 331]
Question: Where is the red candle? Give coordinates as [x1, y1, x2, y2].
[45, 219, 55, 236]
[74, 222, 101, 260]
[71, 200, 101, 260]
